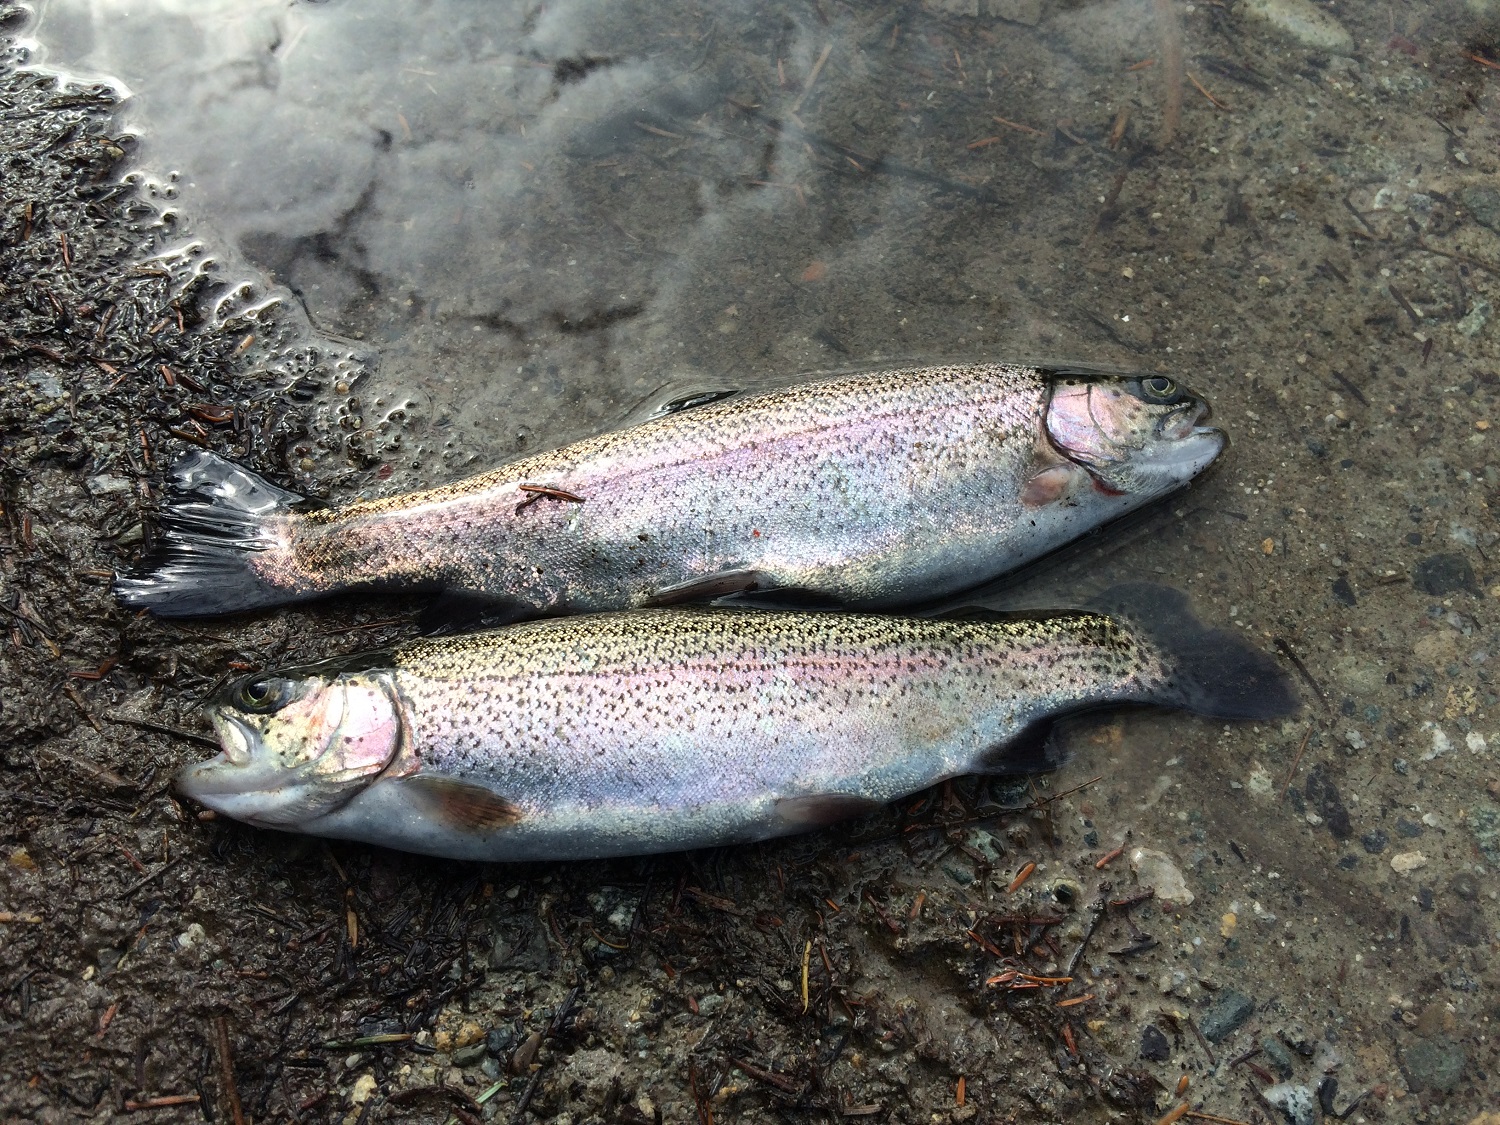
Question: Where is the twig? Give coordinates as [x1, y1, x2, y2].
[1329, 370, 1369, 408]
[1064, 898, 1106, 976]
[123, 858, 180, 897]
[512, 1065, 545, 1122]
[1186, 1014, 1216, 1066]
[1186, 71, 1230, 110]
[992, 114, 1044, 136]
[1273, 638, 1328, 708]
[125, 1095, 201, 1111]
[1155, 0, 1183, 145]
[215, 1016, 246, 1125]
[1280, 724, 1315, 799]
[792, 43, 834, 115]
[104, 713, 220, 748]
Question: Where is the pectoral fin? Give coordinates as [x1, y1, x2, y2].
[773, 794, 885, 831]
[645, 569, 765, 606]
[403, 776, 523, 833]
[1020, 464, 1083, 509]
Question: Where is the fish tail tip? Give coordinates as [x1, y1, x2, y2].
[112, 452, 306, 617]
[1092, 582, 1301, 721]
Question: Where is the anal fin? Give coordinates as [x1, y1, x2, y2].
[403, 776, 523, 833]
[644, 569, 764, 607]
[774, 793, 885, 832]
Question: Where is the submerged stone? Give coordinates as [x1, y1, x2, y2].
[1403, 1036, 1466, 1093]
[1240, 0, 1353, 53]
[1199, 990, 1255, 1043]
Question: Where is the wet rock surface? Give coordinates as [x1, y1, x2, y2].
[4, 1, 1500, 1122]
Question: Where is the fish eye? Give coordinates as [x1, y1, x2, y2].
[235, 676, 290, 713]
[1137, 376, 1181, 403]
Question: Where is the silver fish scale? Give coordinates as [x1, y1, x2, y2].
[375, 609, 1170, 857]
[289, 364, 1051, 612]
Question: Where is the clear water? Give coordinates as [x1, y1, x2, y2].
[29, 0, 1177, 484]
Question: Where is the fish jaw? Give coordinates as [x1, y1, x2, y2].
[1135, 423, 1226, 489]
[179, 713, 322, 827]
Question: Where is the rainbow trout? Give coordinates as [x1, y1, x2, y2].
[114, 364, 1224, 619]
[179, 586, 1295, 861]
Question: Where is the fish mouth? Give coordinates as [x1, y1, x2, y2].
[177, 714, 271, 808]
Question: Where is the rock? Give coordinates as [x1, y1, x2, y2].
[1305, 765, 1353, 840]
[1462, 184, 1500, 233]
[1391, 851, 1429, 874]
[1264, 1083, 1318, 1125]
[452, 1040, 488, 1067]
[1199, 990, 1255, 1043]
[176, 922, 207, 950]
[1403, 1035, 1466, 1092]
[488, 935, 513, 969]
[1469, 807, 1500, 866]
[1261, 1035, 1295, 1079]
[1361, 829, 1388, 854]
[1450, 871, 1480, 901]
[923, 0, 979, 13]
[486, 1025, 519, 1058]
[348, 1073, 378, 1106]
[1140, 1024, 1171, 1062]
[988, 0, 1041, 24]
[1460, 299, 1493, 338]
[1239, 0, 1353, 53]
[1129, 847, 1194, 905]
[1413, 553, 1477, 596]
[1331, 575, 1357, 606]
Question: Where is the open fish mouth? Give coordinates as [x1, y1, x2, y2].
[211, 713, 254, 765]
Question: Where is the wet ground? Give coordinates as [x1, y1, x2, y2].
[3, 0, 1500, 1121]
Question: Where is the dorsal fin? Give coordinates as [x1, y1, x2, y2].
[403, 776, 523, 833]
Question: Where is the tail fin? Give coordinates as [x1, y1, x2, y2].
[1087, 583, 1299, 720]
[112, 451, 305, 617]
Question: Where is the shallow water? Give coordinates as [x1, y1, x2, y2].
[7, 0, 1500, 1120]
[31, 0, 1197, 481]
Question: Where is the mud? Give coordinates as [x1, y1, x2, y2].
[3, 1, 1499, 1123]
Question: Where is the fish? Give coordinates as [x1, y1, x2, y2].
[178, 585, 1296, 862]
[113, 363, 1225, 619]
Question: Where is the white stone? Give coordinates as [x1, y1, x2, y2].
[1247, 761, 1274, 797]
[349, 1073, 377, 1106]
[1422, 723, 1452, 761]
[1390, 852, 1428, 874]
[1240, 0, 1354, 53]
[1130, 847, 1194, 904]
[176, 923, 206, 950]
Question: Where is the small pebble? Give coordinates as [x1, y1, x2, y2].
[1264, 1083, 1318, 1125]
[1199, 990, 1255, 1043]
[1390, 851, 1429, 874]
[1402, 1036, 1467, 1092]
[348, 1073, 377, 1106]
[1140, 1024, 1171, 1062]
[1261, 1035, 1295, 1079]
[452, 1041, 488, 1068]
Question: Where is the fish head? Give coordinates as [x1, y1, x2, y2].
[180, 665, 403, 828]
[1044, 373, 1225, 496]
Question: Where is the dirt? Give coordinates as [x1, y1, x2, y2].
[2, 1, 1499, 1123]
